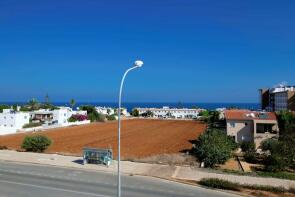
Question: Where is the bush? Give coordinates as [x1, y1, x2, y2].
[199, 178, 240, 191]
[264, 154, 288, 172]
[240, 141, 256, 152]
[106, 114, 117, 121]
[68, 114, 88, 122]
[23, 122, 42, 128]
[244, 151, 258, 164]
[21, 135, 52, 152]
[199, 178, 292, 194]
[0, 145, 7, 150]
[130, 109, 139, 117]
[194, 129, 237, 167]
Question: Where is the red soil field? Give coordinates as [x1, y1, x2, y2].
[0, 119, 206, 159]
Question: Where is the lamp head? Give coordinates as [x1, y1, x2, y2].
[134, 60, 144, 68]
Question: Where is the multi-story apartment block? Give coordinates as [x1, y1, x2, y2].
[259, 85, 295, 112]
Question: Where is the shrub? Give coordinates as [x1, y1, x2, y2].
[194, 129, 237, 167]
[260, 138, 279, 153]
[0, 145, 7, 150]
[106, 114, 117, 121]
[68, 114, 88, 122]
[21, 135, 52, 152]
[244, 151, 258, 164]
[199, 178, 240, 191]
[131, 109, 139, 117]
[264, 154, 288, 172]
[240, 141, 256, 152]
[199, 178, 292, 194]
[23, 122, 42, 128]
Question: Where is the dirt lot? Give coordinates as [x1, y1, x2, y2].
[0, 119, 206, 159]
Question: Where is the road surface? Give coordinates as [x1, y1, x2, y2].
[0, 160, 240, 197]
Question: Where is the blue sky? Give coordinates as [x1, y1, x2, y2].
[0, 0, 294, 103]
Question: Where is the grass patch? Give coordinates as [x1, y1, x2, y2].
[221, 168, 295, 181]
[199, 178, 240, 191]
[256, 171, 295, 180]
[199, 178, 295, 194]
[23, 122, 42, 129]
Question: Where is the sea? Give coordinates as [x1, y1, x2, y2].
[2, 102, 260, 112]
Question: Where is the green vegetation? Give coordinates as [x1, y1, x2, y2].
[70, 99, 76, 109]
[199, 178, 240, 191]
[79, 105, 105, 122]
[106, 114, 117, 121]
[21, 135, 52, 152]
[0, 104, 10, 113]
[256, 171, 295, 180]
[193, 128, 237, 167]
[199, 178, 295, 194]
[259, 111, 295, 172]
[22, 122, 42, 128]
[130, 108, 139, 117]
[240, 141, 256, 152]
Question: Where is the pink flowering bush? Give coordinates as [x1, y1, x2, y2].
[68, 114, 88, 122]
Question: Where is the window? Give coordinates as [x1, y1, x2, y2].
[230, 122, 235, 128]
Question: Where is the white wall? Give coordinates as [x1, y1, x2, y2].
[0, 110, 30, 135]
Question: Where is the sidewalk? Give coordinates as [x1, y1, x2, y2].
[0, 150, 294, 189]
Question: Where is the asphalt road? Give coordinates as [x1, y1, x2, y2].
[0, 161, 240, 197]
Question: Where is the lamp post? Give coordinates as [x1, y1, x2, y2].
[117, 60, 143, 197]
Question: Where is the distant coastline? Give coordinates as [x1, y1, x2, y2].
[0, 102, 260, 112]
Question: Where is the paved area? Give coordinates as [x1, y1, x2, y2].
[0, 160, 239, 197]
[0, 150, 295, 189]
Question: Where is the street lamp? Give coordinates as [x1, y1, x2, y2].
[117, 60, 143, 197]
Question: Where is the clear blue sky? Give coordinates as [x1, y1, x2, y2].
[0, 0, 294, 103]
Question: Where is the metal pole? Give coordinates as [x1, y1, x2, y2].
[118, 66, 138, 197]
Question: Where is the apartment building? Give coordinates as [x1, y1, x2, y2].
[225, 110, 279, 148]
[137, 107, 200, 119]
[0, 109, 30, 135]
[259, 85, 295, 112]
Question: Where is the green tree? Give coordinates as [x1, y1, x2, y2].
[146, 110, 154, 117]
[194, 129, 237, 168]
[79, 105, 104, 122]
[131, 108, 139, 117]
[28, 98, 40, 111]
[70, 99, 76, 109]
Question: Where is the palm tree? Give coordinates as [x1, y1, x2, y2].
[28, 98, 40, 111]
[70, 99, 76, 109]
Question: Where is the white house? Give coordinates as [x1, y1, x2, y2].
[137, 107, 200, 119]
[0, 109, 30, 135]
[31, 107, 88, 126]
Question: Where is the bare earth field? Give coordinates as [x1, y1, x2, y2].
[0, 119, 206, 159]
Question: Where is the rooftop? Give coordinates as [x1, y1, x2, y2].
[224, 110, 277, 121]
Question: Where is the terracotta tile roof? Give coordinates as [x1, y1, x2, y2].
[224, 109, 277, 121]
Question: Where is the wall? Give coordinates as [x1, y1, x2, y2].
[226, 120, 253, 143]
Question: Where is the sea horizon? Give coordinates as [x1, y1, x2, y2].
[0, 101, 260, 112]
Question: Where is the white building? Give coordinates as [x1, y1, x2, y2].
[95, 107, 115, 115]
[137, 107, 200, 119]
[95, 106, 128, 116]
[0, 109, 30, 135]
[31, 107, 87, 126]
